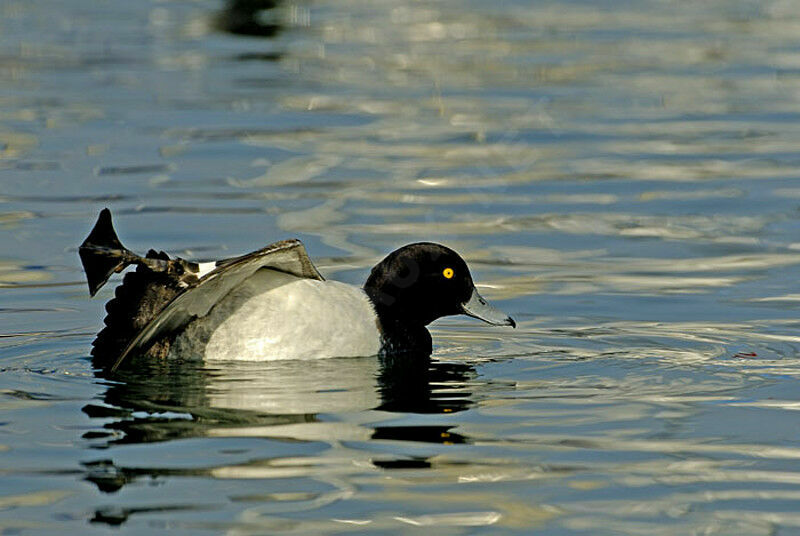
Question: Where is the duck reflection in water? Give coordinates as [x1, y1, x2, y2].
[82, 351, 478, 522]
[85, 353, 476, 447]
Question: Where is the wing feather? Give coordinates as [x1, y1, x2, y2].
[110, 239, 323, 372]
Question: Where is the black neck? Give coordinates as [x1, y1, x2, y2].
[365, 289, 433, 356]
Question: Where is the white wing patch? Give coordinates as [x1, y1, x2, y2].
[171, 269, 382, 361]
[196, 262, 217, 279]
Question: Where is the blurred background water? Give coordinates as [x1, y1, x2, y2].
[2, 0, 800, 533]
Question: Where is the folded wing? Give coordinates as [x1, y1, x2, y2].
[110, 239, 324, 372]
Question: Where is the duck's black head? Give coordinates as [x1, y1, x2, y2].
[364, 243, 515, 350]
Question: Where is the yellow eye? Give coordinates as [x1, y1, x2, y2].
[443, 267, 454, 279]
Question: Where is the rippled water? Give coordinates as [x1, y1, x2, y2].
[3, 0, 800, 533]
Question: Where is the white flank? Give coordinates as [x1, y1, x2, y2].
[172, 269, 382, 361]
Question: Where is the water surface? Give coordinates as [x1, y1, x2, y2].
[3, 0, 800, 533]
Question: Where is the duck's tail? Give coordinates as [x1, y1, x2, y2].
[80, 209, 188, 368]
[79, 208, 168, 297]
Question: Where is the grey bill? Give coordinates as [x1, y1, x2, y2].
[461, 287, 516, 328]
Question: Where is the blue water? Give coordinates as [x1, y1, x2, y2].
[3, 0, 800, 533]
